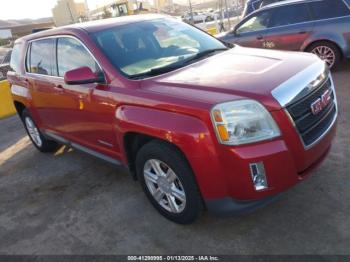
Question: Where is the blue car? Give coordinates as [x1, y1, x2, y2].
[242, 0, 285, 17]
[219, 0, 350, 68]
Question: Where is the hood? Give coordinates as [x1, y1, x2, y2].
[140, 46, 322, 111]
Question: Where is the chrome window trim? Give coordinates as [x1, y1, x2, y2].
[343, 0, 350, 9]
[24, 34, 105, 81]
[283, 76, 338, 150]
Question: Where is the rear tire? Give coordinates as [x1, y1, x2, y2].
[306, 41, 341, 70]
[21, 109, 59, 153]
[136, 140, 203, 224]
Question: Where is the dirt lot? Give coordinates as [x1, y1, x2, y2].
[0, 61, 349, 255]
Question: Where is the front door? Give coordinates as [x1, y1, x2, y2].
[233, 9, 274, 49]
[50, 37, 118, 156]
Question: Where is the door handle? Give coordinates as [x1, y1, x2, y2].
[54, 84, 64, 91]
[256, 35, 264, 41]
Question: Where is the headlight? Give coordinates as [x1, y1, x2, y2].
[211, 100, 281, 145]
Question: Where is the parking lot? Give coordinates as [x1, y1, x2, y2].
[0, 61, 349, 255]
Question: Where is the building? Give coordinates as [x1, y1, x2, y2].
[154, 0, 173, 12]
[0, 21, 55, 39]
[52, 0, 88, 26]
[89, 0, 153, 20]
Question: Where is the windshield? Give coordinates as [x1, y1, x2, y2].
[93, 18, 227, 78]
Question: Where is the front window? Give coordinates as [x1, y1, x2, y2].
[57, 37, 99, 77]
[236, 11, 272, 34]
[93, 18, 227, 78]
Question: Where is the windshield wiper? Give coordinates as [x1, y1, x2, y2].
[181, 48, 228, 65]
[129, 63, 186, 79]
[129, 48, 228, 79]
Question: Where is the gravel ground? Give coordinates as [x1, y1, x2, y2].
[0, 61, 349, 255]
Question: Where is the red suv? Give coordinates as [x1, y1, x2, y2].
[8, 15, 338, 224]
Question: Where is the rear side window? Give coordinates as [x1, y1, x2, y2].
[10, 44, 21, 73]
[57, 37, 98, 77]
[27, 39, 55, 75]
[309, 0, 350, 20]
[269, 4, 311, 27]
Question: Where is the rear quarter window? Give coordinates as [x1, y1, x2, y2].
[9, 44, 21, 73]
[309, 0, 350, 20]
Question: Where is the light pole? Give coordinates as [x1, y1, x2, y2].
[188, 0, 194, 23]
[84, 0, 91, 21]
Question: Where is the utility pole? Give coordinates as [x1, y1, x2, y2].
[84, 0, 90, 21]
[66, 2, 75, 24]
[224, 0, 231, 29]
[188, 0, 194, 24]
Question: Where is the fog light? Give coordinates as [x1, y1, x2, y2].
[249, 162, 268, 191]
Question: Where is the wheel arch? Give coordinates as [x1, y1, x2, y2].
[13, 100, 26, 116]
[303, 39, 344, 60]
[116, 105, 228, 199]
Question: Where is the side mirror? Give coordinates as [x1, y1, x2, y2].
[232, 26, 239, 36]
[64, 67, 104, 85]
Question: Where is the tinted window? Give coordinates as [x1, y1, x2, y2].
[309, 0, 350, 20]
[57, 37, 99, 77]
[345, 0, 350, 6]
[10, 44, 21, 73]
[237, 10, 273, 33]
[28, 39, 54, 75]
[269, 4, 311, 27]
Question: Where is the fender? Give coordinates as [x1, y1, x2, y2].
[301, 32, 346, 54]
[115, 105, 230, 199]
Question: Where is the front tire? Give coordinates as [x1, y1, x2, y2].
[136, 141, 203, 224]
[21, 109, 59, 152]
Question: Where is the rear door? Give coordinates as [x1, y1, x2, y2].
[308, 0, 350, 51]
[25, 38, 60, 129]
[261, 3, 314, 51]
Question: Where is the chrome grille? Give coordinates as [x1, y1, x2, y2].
[286, 78, 337, 148]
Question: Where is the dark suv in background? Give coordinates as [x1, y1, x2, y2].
[242, 0, 285, 17]
[220, 0, 350, 68]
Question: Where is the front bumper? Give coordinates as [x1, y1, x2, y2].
[206, 194, 282, 216]
[204, 142, 332, 216]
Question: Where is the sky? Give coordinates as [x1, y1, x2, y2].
[0, 0, 130, 20]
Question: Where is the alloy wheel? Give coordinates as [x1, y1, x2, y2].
[143, 159, 186, 214]
[25, 117, 42, 147]
[311, 46, 336, 68]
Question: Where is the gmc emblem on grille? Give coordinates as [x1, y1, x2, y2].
[310, 89, 332, 115]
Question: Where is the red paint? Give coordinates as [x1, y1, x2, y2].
[7, 16, 337, 202]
